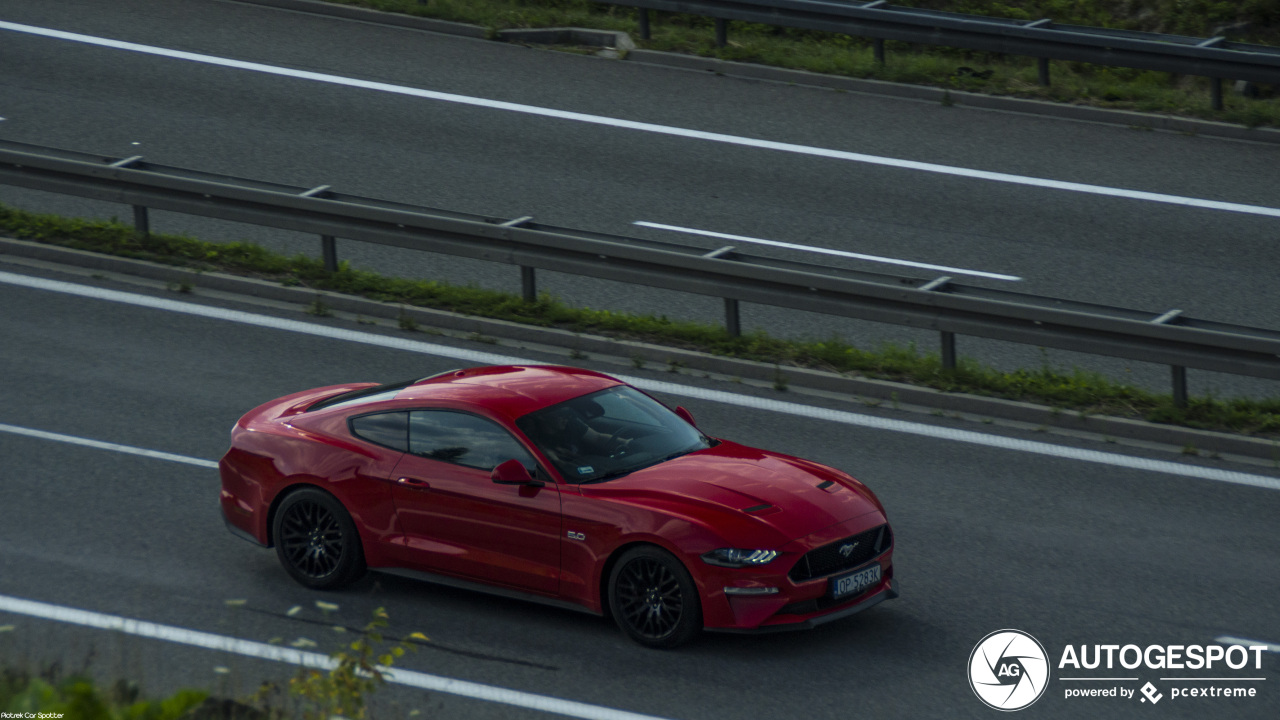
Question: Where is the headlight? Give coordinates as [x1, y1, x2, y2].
[701, 548, 778, 568]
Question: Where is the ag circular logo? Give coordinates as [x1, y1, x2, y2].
[968, 629, 1050, 711]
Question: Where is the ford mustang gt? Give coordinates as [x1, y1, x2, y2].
[219, 365, 896, 647]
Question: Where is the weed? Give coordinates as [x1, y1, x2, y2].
[569, 348, 589, 360]
[1181, 443, 1200, 456]
[306, 295, 333, 317]
[289, 606, 425, 720]
[773, 366, 789, 392]
[891, 392, 900, 411]
[630, 353, 646, 369]
[666, 358, 683, 373]
[398, 306, 419, 332]
[468, 331, 498, 345]
[167, 279, 193, 294]
[941, 90, 954, 107]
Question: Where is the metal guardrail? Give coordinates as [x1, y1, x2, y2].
[1, 139, 1278, 404]
[622, 0, 1280, 109]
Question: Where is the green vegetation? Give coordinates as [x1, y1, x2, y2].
[3, 203, 1278, 436]
[288, 606, 424, 720]
[0, 606, 425, 719]
[311, 0, 1280, 128]
[0, 668, 207, 720]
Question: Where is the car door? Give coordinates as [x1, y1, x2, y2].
[388, 409, 562, 595]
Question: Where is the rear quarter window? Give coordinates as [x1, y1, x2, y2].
[350, 412, 409, 452]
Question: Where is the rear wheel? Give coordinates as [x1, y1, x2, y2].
[273, 488, 366, 589]
[608, 546, 701, 648]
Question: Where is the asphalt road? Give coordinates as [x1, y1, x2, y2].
[1, 0, 1278, 400]
[0, 263, 1278, 719]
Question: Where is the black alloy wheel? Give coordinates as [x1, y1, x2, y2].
[608, 546, 701, 648]
[273, 488, 366, 589]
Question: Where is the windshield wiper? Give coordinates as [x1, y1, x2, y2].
[581, 448, 697, 484]
[580, 469, 634, 484]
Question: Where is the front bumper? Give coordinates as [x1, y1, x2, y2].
[697, 515, 896, 631]
[708, 576, 900, 634]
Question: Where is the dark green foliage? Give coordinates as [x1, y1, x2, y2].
[0, 668, 207, 719]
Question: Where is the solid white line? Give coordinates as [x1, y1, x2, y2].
[1159, 678, 1266, 681]
[0, 422, 219, 469]
[3, 270, 1280, 493]
[1058, 677, 1138, 681]
[635, 221, 1023, 281]
[1216, 636, 1280, 653]
[3, 20, 1280, 220]
[0, 594, 673, 720]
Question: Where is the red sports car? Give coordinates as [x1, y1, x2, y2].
[220, 365, 896, 647]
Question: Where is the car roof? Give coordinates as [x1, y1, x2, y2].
[390, 365, 624, 421]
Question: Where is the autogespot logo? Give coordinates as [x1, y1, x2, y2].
[969, 629, 1050, 711]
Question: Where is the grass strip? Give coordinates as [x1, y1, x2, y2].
[2, 203, 1278, 437]
[305, 0, 1280, 129]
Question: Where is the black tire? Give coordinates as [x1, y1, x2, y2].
[273, 488, 366, 590]
[608, 546, 702, 649]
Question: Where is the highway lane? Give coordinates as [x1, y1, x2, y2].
[1, 0, 1279, 401]
[1, 264, 1278, 718]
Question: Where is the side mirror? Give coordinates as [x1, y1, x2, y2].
[491, 459, 542, 486]
[675, 406, 696, 427]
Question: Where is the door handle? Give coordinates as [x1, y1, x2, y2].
[396, 476, 430, 489]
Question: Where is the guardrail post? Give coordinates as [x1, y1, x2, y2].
[521, 266, 537, 303]
[1038, 58, 1051, 86]
[918, 276, 958, 369]
[1210, 78, 1223, 110]
[321, 235, 338, 272]
[724, 298, 741, 337]
[1171, 365, 1188, 407]
[132, 205, 150, 239]
[715, 18, 728, 48]
[638, 8, 650, 40]
[940, 331, 957, 370]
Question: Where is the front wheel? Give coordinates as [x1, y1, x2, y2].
[273, 488, 366, 590]
[608, 546, 702, 649]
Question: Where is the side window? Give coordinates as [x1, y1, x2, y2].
[350, 412, 409, 452]
[409, 410, 535, 472]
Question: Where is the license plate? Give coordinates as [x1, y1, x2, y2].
[830, 564, 881, 600]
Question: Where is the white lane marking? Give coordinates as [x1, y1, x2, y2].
[0, 422, 219, 469]
[635, 221, 1023, 281]
[3, 271, 1280, 493]
[3, 21, 1280, 221]
[0, 594, 673, 720]
[1217, 636, 1280, 653]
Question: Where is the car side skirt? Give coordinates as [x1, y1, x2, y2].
[372, 567, 602, 617]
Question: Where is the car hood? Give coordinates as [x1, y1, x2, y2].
[585, 441, 883, 543]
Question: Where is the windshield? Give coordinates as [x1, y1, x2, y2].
[516, 386, 711, 484]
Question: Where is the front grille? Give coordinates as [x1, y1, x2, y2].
[788, 524, 892, 582]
